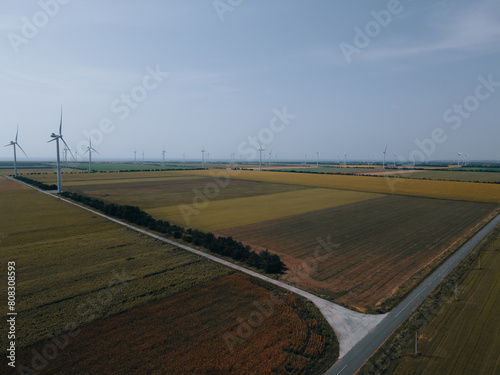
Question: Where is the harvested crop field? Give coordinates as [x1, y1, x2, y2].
[147, 187, 381, 231]
[387, 170, 500, 183]
[16, 273, 338, 375]
[0, 177, 232, 350]
[216, 195, 499, 311]
[387, 228, 500, 375]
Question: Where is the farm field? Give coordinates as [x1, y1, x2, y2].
[0, 176, 338, 374]
[217, 195, 499, 311]
[19, 170, 500, 312]
[387, 170, 500, 183]
[17, 273, 337, 375]
[386, 228, 500, 375]
[0, 176, 232, 349]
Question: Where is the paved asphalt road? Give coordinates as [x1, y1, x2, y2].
[326, 213, 500, 375]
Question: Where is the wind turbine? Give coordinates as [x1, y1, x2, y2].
[201, 147, 206, 168]
[258, 143, 264, 171]
[268, 150, 273, 166]
[5, 125, 27, 178]
[457, 150, 462, 167]
[83, 137, 99, 172]
[393, 153, 397, 167]
[344, 152, 347, 166]
[382, 145, 388, 169]
[48, 108, 73, 193]
[162, 148, 166, 166]
[305, 153, 308, 164]
[142, 151, 145, 163]
[75, 150, 79, 162]
[133, 150, 137, 164]
[316, 152, 320, 168]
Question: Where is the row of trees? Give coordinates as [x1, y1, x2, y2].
[14, 176, 57, 190]
[60, 191, 286, 274]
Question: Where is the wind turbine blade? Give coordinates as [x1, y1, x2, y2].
[15, 124, 19, 142]
[4, 143, 12, 147]
[83, 149, 89, 154]
[384, 145, 387, 153]
[91, 148, 99, 154]
[17, 144, 28, 158]
[47, 138, 57, 143]
[59, 106, 63, 135]
[60, 137, 75, 159]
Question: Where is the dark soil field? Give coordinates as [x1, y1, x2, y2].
[15, 273, 338, 375]
[216, 195, 499, 312]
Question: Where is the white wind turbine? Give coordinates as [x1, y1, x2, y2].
[344, 152, 347, 166]
[162, 147, 167, 166]
[83, 137, 99, 172]
[393, 153, 397, 167]
[48, 108, 73, 193]
[268, 150, 273, 166]
[133, 150, 137, 163]
[382, 145, 388, 169]
[258, 143, 264, 171]
[457, 150, 462, 167]
[5, 125, 28, 178]
[316, 152, 320, 168]
[201, 147, 206, 168]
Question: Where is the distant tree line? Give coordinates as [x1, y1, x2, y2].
[59, 191, 286, 274]
[14, 176, 57, 190]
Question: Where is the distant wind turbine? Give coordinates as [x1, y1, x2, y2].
[258, 143, 264, 171]
[83, 137, 99, 172]
[5, 124, 28, 178]
[457, 150, 462, 167]
[162, 148, 167, 166]
[316, 152, 320, 168]
[382, 145, 388, 169]
[393, 153, 397, 167]
[133, 150, 137, 164]
[344, 152, 347, 166]
[201, 147, 206, 168]
[48, 107, 73, 193]
[268, 150, 273, 166]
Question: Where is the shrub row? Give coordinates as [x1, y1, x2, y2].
[14, 176, 57, 190]
[59, 191, 286, 274]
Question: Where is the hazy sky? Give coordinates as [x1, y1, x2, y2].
[1, 0, 500, 163]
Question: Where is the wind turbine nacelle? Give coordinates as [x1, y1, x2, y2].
[50, 133, 58, 138]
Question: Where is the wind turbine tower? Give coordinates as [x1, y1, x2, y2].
[162, 148, 166, 166]
[382, 145, 388, 169]
[258, 144, 264, 171]
[5, 125, 27, 178]
[84, 137, 99, 172]
[48, 108, 73, 193]
[316, 152, 320, 168]
[201, 147, 206, 168]
[457, 151, 462, 167]
[344, 152, 347, 166]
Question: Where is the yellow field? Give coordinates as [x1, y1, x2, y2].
[147, 187, 382, 231]
[184, 170, 500, 204]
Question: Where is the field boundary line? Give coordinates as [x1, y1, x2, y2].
[4, 176, 386, 362]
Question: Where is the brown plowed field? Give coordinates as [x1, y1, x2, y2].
[216, 196, 498, 312]
[17, 274, 337, 375]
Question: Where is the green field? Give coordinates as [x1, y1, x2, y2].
[383, 227, 500, 375]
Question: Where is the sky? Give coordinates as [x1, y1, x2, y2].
[1, 0, 500, 163]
